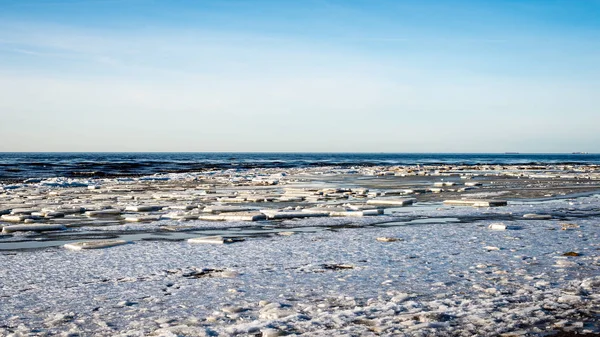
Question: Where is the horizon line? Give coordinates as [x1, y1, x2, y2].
[0, 151, 596, 155]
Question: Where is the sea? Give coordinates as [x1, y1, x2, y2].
[0, 152, 599, 181]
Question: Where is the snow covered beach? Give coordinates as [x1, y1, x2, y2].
[1, 164, 600, 336]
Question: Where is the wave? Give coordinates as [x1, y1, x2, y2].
[1, 153, 600, 181]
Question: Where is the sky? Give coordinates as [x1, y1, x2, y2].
[0, 0, 599, 153]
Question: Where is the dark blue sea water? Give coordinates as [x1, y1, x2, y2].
[0, 153, 598, 181]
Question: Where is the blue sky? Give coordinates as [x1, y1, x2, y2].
[0, 0, 599, 152]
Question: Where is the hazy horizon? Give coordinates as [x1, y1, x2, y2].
[0, 151, 597, 155]
[1, 0, 599, 152]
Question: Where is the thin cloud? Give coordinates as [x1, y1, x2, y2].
[3, 0, 147, 7]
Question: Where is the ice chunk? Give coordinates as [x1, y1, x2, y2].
[329, 210, 382, 217]
[261, 210, 329, 219]
[198, 212, 267, 221]
[523, 214, 552, 219]
[434, 182, 457, 187]
[160, 212, 199, 220]
[188, 236, 246, 244]
[0, 214, 29, 222]
[443, 199, 507, 207]
[43, 206, 85, 214]
[125, 205, 163, 212]
[2, 224, 66, 233]
[376, 237, 403, 242]
[217, 197, 247, 203]
[85, 209, 121, 217]
[124, 215, 162, 222]
[10, 208, 40, 215]
[64, 240, 129, 250]
[488, 223, 507, 230]
[167, 205, 197, 210]
[202, 206, 254, 213]
[366, 198, 416, 206]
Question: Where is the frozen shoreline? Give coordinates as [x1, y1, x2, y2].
[1, 166, 600, 336]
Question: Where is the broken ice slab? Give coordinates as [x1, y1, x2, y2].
[433, 182, 457, 187]
[202, 206, 255, 213]
[42, 206, 85, 214]
[31, 211, 65, 218]
[46, 217, 115, 227]
[488, 223, 507, 230]
[152, 194, 180, 200]
[376, 237, 402, 242]
[160, 212, 200, 220]
[299, 207, 339, 214]
[261, 210, 329, 219]
[124, 215, 162, 222]
[523, 214, 552, 219]
[187, 236, 246, 244]
[198, 212, 267, 221]
[2, 223, 66, 233]
[45, 211, 65, 218]
[344, 204, 384, 211]
[167, 205, 197, 210]
[124, 205, 163, 212]
[301, 207, 383, 217]
[457, 187, 476, 192]
[283, 188, 320, 196]
[398, 188, 428, 195]
[243, 196, 275, 202]
[443, 199, 508, 207]
[366, 198, 416, 207]
[217, 197, 247, 203]
[64, 240, 128, 250]
[379, 190, 408, 196]
[0, 214, 29, 222]
[10, 208, 40, 215]
[330, 210, 381, 217]
[85, 209, 122, 217]
[276, 196, 305, 202]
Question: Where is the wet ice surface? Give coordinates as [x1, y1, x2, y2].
[1, 197, 600, 336]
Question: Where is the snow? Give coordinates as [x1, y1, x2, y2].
[1, 195, 599, 336]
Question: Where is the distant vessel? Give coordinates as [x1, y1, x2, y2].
[504, 152, 520, 154]
[572, 152, 589, 154]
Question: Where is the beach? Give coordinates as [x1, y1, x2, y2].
[1, 162, 600, 336]
[3, 0, 599, 333]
